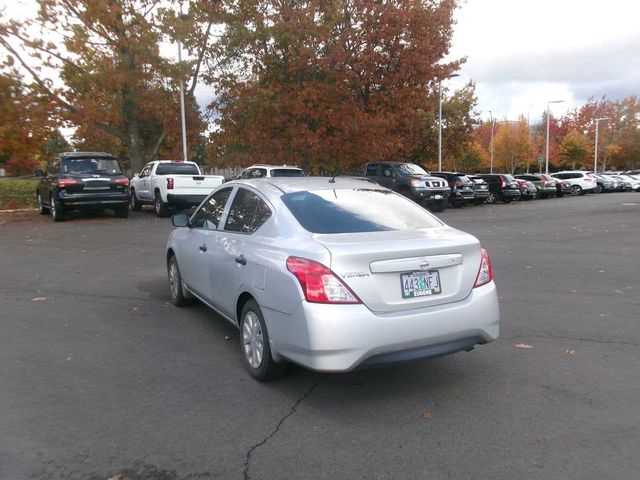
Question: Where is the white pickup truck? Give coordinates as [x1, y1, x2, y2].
[130, 160, 225, 217]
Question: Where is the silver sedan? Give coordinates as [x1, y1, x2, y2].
[166, 177, 500, 380]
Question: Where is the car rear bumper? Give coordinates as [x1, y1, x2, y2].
[59, 191, 129, 208]
[266, 281, 500, 372]
[166, 193, 207, 207]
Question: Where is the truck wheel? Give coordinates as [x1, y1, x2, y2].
[50, 194, 65, 222]
[130, 189, 142, 211]
[155, 192, 170, 217]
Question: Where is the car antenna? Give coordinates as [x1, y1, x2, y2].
[329, 167, 340, 183]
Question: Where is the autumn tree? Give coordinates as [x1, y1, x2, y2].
[492, 117, 533, 173]
[0, 0, 221, 173]
[559, 129, 590, 170]
[0, 71, 58, 175]
[211, 0, 462, 172]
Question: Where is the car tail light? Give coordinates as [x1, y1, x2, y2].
[114, 178, 129, 186]
[56, 178, 79, 188]
[584, 178, 593, 182]
[167, 178, 174, 189]
[474, 248, 493, 288]
[286, 257, 361, 304]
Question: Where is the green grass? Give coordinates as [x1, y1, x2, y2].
[0, 178, 39, 210]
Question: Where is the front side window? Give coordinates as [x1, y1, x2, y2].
[365, 164, 379, 176]
[191, 188, 232, 230]
[62, 157, 122, 175]
[224, 188, 272, 233]
[140, 163, 153, 177]
[282, 188, 443, 234]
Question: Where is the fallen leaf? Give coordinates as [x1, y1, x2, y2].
[31, 297, 48, 302]
[514, 343, 534, 349]
[421, 410, 433, 420]
[565, 349, 576, 357]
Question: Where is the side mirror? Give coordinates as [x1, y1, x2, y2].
[171, 213, 190, 228]
[34, 169, 44, 177]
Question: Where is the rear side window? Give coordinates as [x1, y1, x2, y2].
[271, 169, 304, 177]
[156, 163, 200, 175]
[191, 188, 232, 230]
[365, 164, 379, 176]
[224, 188, 272, 234]
[282, 189, 443, 234]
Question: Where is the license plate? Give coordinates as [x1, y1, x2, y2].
[401, 271, 442, 298]
[434, 194, 442, 199]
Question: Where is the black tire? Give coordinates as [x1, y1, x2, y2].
[37, 191, 48, 215]
[167, 255, 194, 306]
[50, 193, 65, 222]
[130, 189, 142, 211]
[571, 185, 582, 196]
[595, 184, 603, 194]
[428, 200, 446, 212]
[154, 191, 170, 217]
[115, 205, 129, 218]
[240, 299, 288, 381]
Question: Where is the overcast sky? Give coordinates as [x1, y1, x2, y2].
[446, 0, 640, 122]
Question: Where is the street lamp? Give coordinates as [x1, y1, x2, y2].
[594, 117, 610, 173]
[438, 73, 460, 172]
[489, 110, 495, 174]
[545, 100, 564, 174]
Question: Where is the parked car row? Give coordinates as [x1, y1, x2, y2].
[35, 153, 640, 222]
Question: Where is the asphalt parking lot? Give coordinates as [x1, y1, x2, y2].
[1, 193, 639, 480]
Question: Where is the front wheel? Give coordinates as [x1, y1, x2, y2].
[486, 192, 497, 204]
[50, 194, 65, 222]
[130, 189, 142, 211]
[155, 192, 170, 217]
[240, 300, 287, 381]
[37, 192, 48, 215]
[571, 185, 583, 196]
[595, 184, 603, 194]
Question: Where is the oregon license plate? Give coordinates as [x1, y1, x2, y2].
[401, 271, 442, 298]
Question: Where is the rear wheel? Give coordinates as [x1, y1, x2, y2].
[155, 191, 170, 217]
[595, 184, 603, 194]
[240, 300, 287, 381]
[50, 194, 65, 222]
[571, 185, 583, 196]
[168, 255, 194, 306]
[37, 192, 48, 215]
[130, 189, 142, 211]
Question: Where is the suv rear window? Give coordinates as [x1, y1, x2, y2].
[156, 163, 200, 175]
[271, 168, 304, 177]
[282, 189, 442, 234]
[62, 157, 122, 175]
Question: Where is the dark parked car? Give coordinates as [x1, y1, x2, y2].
[476, 174, 522, 203]
[36, 152, 130, 221]
[590, 174, 615, 193]
[514, 173, 557, 198]
[515, 178, 537, 200]
[429, 171, 475, 207]
[363, 162, 450, 212]
[468, 176, 491, 204]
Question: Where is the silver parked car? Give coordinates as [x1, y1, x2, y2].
[166, 177, 500, 380]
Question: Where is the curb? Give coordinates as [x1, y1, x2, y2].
[0, 208, 38, 213]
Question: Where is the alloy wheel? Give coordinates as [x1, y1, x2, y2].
[168, 261, 179, 301]
[242, 311, 264, 369]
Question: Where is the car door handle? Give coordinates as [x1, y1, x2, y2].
[235, 255, 247, 266]
[199, 244, 207, 252]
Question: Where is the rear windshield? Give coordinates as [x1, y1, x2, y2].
[62, 157, 121, 175]
[282, 188, 443, 234]
[156, 163, 200, 175]
[502, 174, 516, 182]
[396, 164, 428, 176]
[271, 168, 304, 177]
[453, 175, 470, 182]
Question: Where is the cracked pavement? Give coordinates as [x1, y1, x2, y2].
[1, 193, 639, 479]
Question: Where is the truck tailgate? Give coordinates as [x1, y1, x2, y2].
[170, 175, 225, 195]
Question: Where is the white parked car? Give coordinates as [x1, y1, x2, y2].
[130, 161, 225, 216]
[166, 177, 500, 380]
[237, 164, 305, 179]
[550, 171, 597, 195]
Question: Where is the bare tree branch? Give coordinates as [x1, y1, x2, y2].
[187, 20, 213, 96]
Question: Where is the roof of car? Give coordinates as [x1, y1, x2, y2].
[245, 164, 303, 170]
[60, 151, 117, 159]
[229, 176, 380, 194]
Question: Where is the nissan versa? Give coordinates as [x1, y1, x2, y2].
[166, 177, 500, 380]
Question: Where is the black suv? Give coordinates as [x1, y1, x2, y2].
[429, 171, 475, 207]
[363, 162, 450, 212]
[476, 174, 521, 203]
[36, 152, 130, 221]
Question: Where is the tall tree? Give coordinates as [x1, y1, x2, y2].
[0, 0, 221, 172]
[493, 117, 533, 173]
[211, 0, 462, 172]
[559, 129, 590, 170]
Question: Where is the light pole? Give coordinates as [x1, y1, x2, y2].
[594, 117, 610, 173]
[438, 73, 460, 172]
[545, 100, 564, 174]
[489, 110, 495, 174]
[177, 11, 189, 162]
